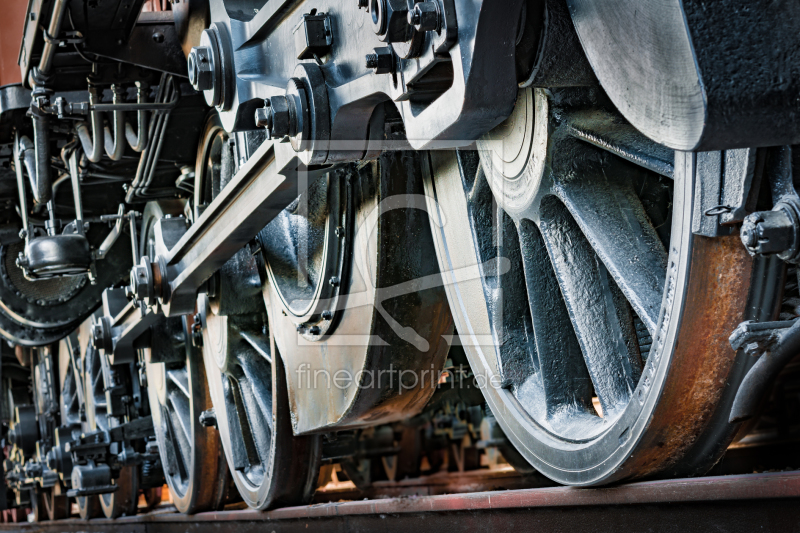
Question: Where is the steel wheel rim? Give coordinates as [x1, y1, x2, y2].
[142, 194, 229, 513]
[424, 87, 756, 485]
[200, 294, 277, 508]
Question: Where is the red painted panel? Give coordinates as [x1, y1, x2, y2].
[0, 0, 28, 87]
[0, 0, 27, 87]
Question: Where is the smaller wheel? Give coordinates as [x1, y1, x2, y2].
[76, 494, 101, 520]
[146, 314, 230, 514]
[30, 490, 47, 522]
[42, 485, 69, 520]
[83, 343, 139, 518]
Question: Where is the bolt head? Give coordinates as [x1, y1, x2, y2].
[187, 46, 214, 92]
[199, 408, 217, 428]
[254, 107, 271, 129]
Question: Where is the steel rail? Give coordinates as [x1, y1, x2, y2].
[4, 471, 800, 532]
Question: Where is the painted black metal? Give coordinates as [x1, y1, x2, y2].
[568, 0, 800, 152]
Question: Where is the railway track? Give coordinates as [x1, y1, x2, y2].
[3, 470, 800, 532]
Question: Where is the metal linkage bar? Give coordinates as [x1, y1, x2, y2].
[151, 142, 306, 316]
[95, 142, 309, 362]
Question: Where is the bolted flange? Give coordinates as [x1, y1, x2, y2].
[91, 316, 114, 354]
[188, 24, 234, 111]
[129, 257, 155, 304]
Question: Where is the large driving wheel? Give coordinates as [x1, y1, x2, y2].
[424, 88, 779, 485]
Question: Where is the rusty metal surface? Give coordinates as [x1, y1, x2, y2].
[624, 234, 754, 479]
[0, 0, 27, 87]
[4, 471, 800, 532]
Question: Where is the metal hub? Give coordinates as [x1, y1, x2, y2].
[259, 172, 352, 341]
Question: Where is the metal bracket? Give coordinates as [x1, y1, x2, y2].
[728, 319, 800, 423]
[693, 148, 760, 237]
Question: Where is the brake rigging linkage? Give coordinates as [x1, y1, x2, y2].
[731, 146, 800, 423]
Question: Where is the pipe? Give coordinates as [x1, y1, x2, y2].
[76, 86, 104, 163]
[30, 109, 52, 204]
[17, 136, 47, 205]
[102, 85, 125, 161]
[39, 0, 70, 76]
[125, 83, 149, 152]
[729, 319, 800, 423]
[13, 133, 31, 240]
[68, 150, 84, 227]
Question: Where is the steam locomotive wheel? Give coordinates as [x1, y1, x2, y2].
[198, 293, 321, 510]
[193, 114, 320, 510]
[83, 344, 139, 518]
[424, 87, 777, 485]
[144, 199, 230, 514]
[146, 318, 230, 514]
[258, 151, 452, 434]
[143, 200, 230, 514]
[40, 487, 69, 521]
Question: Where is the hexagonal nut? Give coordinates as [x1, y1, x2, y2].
[740, 209, 795, 256]
[268, 96, 292, 138]
[129, 263, 153, 302]
[366, 47, 395, 75]
[372, 0, 411, 42]
[408, 1, 439, 32]
[187, 46, 214, 92]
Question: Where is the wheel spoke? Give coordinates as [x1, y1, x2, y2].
[553, 158, 667, 336]
[167, 367, 190, 399]
[565, 109, 675, 179]
[225, 376, 261, 471]
[236, 379, 271, 468]
[538, 196, 640, 414]
[238, 354, 274, 434]
[517, 219, 594, 418]
[167, 389, 191, 450]
[467, 168, 537, 389]
[163, 403, 189, 481]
